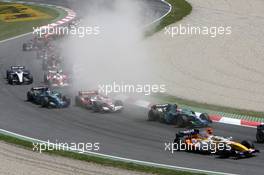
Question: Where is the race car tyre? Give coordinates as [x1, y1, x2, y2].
[200, 113, 212, 123]
[148, 110, 159, 121]
[41, 97, 50, 108]
[28, 76, 33, 84]
[22, 43, 27, 51]
[241, 140, 254, 149]
[158, 115, 166, 123]
[8, 76, 14, 85]
[176, 114, 188, 127]
[217, 146, 232, 158]
[173, 134, 183, 151]
[75, 96, 81, 106]
[256, 128, 264, 143]
[114, 100, 123, 106]
[27, 92, 33, 101]
[6, 70, 10, 79]
[92, 101, 102, 112]
[44, 74, 48, 84]
[63, 96, 71, 107]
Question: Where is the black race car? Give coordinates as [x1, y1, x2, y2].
[22, 41, 35, 51]
[6, 66, 33, 85]
[256, 125, 264, 143]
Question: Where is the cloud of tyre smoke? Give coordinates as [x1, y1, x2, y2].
[62, 0, 160, 95]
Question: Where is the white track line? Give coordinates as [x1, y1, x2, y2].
[0, 128, 237, 175]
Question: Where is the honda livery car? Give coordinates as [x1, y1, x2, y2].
[6, 66, 33, 85]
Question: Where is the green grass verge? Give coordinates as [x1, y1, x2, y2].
[146, 0, 192, 35]
[0, 134, 205, 175]
[0, 2, 67, 41]
[153, 93, 264, 118]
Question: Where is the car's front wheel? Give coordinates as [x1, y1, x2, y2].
[200, 113, 212, 123]
[92, 102, 102, 112]
[241, 140, 254, 149]
[27, 92, 33, 101]
[41, 97, 49, 108]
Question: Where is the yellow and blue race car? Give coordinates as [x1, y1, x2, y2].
[173, 128, 260, 159]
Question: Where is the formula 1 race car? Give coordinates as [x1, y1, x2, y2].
[22, 40, 35, 51]
[256, 125, 264, 143]
[23, 37, 50, 51]
[42, 56, 62, 71]
[44, 70, 69, 87]
[36, 49, 48, 60]
[173, 128, 259, 158]
[27, 87, 71, 108]
[75, 91, 124, 113]
[148, 104, 212, 127]
[6, 66, 33, 85]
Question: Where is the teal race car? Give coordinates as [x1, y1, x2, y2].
[148, 104, 212, 127]
[27, 87, 71, 108]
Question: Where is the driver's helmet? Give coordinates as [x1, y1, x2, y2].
[206, 128, 213, 135]
[191, 133, 200, 139]
[166, 104, 172, 111]
[172, 104, 178, 109]
[56, 70, 61, 75]
[17, 69, 22, 73]
[95, 95, 101, 100]
[170, 104, 178, 112]
[45, 89, 51, 95]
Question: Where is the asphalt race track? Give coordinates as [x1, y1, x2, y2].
[0, 1, 263, 174]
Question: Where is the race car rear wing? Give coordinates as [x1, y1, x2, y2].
[32, 86, 49, 91]
[178, 129, 200, 136]
[11, 66, 25, 70]
[78, 91, 98, 96]
[151, 104, 169, 109]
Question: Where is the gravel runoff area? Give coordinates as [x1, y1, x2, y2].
[0, 142, 152, 175]
[146, 0, 264, 112]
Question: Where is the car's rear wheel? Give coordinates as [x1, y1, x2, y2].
[22, 44, 26, 51]
[148, 110, 159, 121]
[218, 148, 231, 158]
[8, 75, 14, 85]
[63, 96, 71, 107]
[28, 75, 33, 84]
[75, 96, 81, 106]
[27, 92, 33, 101]
[176, 114, 188, 127]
